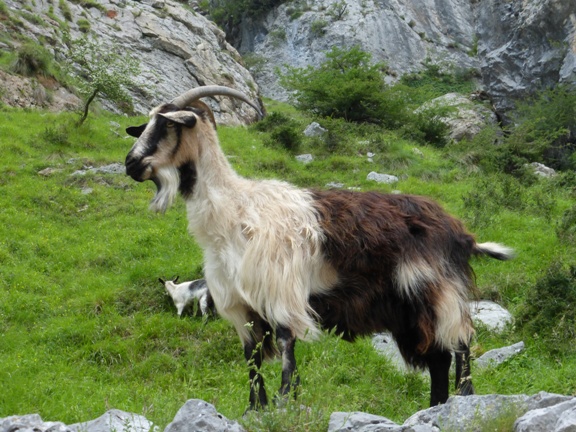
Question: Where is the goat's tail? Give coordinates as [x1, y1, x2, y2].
[474, 242, 515, 261]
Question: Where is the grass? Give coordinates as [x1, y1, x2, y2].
[1, 103, 576, 431]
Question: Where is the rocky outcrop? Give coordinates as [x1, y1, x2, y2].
[237, 0, 478, 102]
[4, 393, 576, 432]
[236, 0, 576, 120]
[476, 0, 576, 117]
[1, 0, 261, 124]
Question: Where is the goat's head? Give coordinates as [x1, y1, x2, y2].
[125, 86, 262, 213]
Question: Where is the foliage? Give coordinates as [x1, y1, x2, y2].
[556, 203, 576, 244]
[59, 0, 72, 21]
[10, 42, 55, 77]
[508, 84, 576, 170]
[399, 61, 478, 105]
[252, 111, 302, 153]
[61, 33, 141, 124]
[448, 85, 576, 175]
[516, 263, 576, 353]
[279, 46, 396, 124]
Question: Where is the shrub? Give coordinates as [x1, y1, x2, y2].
[253, 112, 302, 153]
[556, 204, 576, 244]
[279, 46, 394, 124]
[517, 263, 576, 353]
[77, 18, 91, 33]
[508, 84, 576, 170]
[11, 42, 54, 77]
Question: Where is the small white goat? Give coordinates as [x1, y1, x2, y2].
[159, 277, 215, 317]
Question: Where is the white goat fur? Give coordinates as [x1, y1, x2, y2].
[131, 105, 337, 345]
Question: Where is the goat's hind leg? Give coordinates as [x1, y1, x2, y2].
[274, 326, 300, 406]
[455, 342, 475, 396]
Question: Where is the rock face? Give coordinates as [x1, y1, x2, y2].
[477, 0, 576, 117]
[2, 0, 261, 124]
[238, 0, 478, 102]
[236, 0, 576, 119]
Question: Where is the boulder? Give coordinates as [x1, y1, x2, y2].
[68, 410, 155, 432]
[164, 399, 245, 432]
[367, 172, 399, 184]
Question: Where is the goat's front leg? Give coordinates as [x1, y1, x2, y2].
[425, 349, 452, 406]
[244, 337, 268, 410]
[274, 326, 300, 405]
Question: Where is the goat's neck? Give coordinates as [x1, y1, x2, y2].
[185, 135, 246, 223]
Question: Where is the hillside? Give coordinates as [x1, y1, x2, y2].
[1, 0, 576, 431]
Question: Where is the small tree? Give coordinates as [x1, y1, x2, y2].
[62, 32, 141, 125]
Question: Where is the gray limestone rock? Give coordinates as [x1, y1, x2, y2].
[163, 399, 245, 432]
[475, 341, 525, 369]
[68, 410, 155, 432]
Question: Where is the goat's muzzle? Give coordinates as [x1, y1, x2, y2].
[125, 153, 149, 182]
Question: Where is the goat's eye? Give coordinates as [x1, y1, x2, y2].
[166, 121, 175, 128]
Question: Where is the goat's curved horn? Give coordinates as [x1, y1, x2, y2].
[170, 85, 263, 118]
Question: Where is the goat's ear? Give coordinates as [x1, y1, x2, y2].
[158, 277, 166, 285]
[126, 124, 147, 137]
[159, 111, 197, 128]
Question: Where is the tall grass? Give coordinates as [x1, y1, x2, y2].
[1, 104, 576, 432]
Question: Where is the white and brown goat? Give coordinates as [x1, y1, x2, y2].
[124, 85, 513, 409]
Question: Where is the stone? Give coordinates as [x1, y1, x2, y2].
[164, 399, 245, 432]
[528, 162, 557, 178]
[0, 415, 70, 432]
[328, 411, 402, 432]
[475, 341, 525, 368]
[68, 410, 155, 432]
[295, 154, 314, 164]
[367, 172, 398, 184]
[303, 122, 327, 137]
[470, 300, 512, 332]
[514, 398, 576, 432]
[421, 93, 499, 142]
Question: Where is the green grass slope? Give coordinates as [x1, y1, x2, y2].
[1, 104, 575, 432]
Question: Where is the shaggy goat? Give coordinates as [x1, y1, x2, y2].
[124, 85, 513, 409]
[159, 277, 216, 317]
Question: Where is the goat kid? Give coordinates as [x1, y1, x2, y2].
[159, 276, 216, 317]
[124, 86, 513, 410]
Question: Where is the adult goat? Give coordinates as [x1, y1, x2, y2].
[124, 85, 513, 409]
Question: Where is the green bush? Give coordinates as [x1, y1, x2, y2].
[508, 84, 576, 170]
[253, 111, 302, 153]
[279, 46, 396, 124]
[10, 42, 54, 77]
[517, 263, 576, 353]
[556, 204, 576, 244]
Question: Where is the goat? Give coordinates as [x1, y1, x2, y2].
[124, 85, 514, 409]
[159, 276, 216, 317]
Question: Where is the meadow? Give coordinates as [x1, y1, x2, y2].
[1, 101, 575, 432]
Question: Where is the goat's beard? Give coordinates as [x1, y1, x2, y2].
[150, 166, 180, 213]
